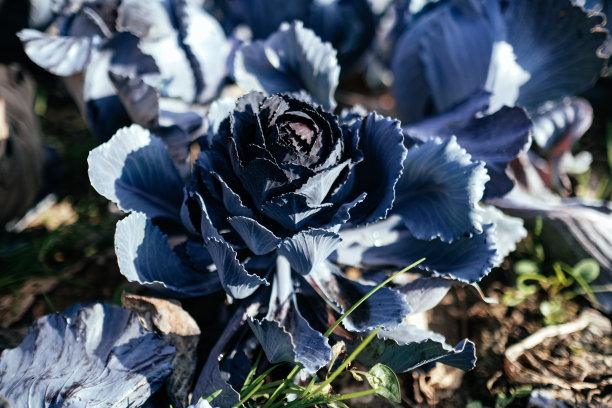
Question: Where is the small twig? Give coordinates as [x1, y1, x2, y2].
[505, 310, 607, 361]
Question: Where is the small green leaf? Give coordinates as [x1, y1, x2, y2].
[465, 401, 485, 408]
[514, 260, 539, 276]
[328, 401, 351, 408]
[205, 389, 222, 403]
[350, 370, 363, 382]
[572, 259, 599, 283]
[364, 363, 401, 403]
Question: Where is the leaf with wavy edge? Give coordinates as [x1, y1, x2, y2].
[228, 216, 281, 255]
[206, 237, 269, 300]
[350, 112, 407, 224]
[351, 322, 476, 372]
[88, 124, 184, 221]
[278, 229, 342, 275]
[393, 137, 488, 242]
[234, 21, 339, 110]
[405, 96, 532, 199]
[334, 216, 497, 283]
[18, 29, 95, 76]
[115, 212, 221, 297]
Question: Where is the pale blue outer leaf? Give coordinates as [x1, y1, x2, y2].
[173, 0, 232, 103]
[334, 216, 497, 283]
[278, 229, 342, 275]
[351, 322, 476, 372]
[405, 98, 532, 199]
[393, 137, 488, 242]
[350, 112, 407, 223]
[307, 262, 410, 332]
[504, 0, 608, 110]
[399, 277, 455, 314]
[443, 106, 531, 199]
[88, 124, 184, 220]
[206, 237, 269, 299]
[391, 0, 498, 122]
[0, 303, 175, 407]
[392, 0, 607, 123]
[18, 29, 96, 76]
[115, 212, 221, 296]
[83, 31, 160, 140]
[234, 21, 340, 110]
[228, 216, 281, 255]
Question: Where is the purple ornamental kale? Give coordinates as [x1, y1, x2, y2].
[89, 91, 498, 406]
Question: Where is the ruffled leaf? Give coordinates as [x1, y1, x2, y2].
[351, 322, 476, 372]
[404, 93, 532, 199]
[0, 303, 175, 407]
[88, 124, 184, 220]
[393, 137, 488, 242]
[481, 205, 527, 266]
[261, 192, 332, 231]
[295, 161, 350, 207]
[278, 229, 342, 275]
[115, 212, 221, 296]
[350, 112, 407, 224]
[234, 21, 340, 110]
[18, 29, 95, 76]
[206, 237, 268, 299]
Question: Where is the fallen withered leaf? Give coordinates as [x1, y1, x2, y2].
[122, 293, 200, 408]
